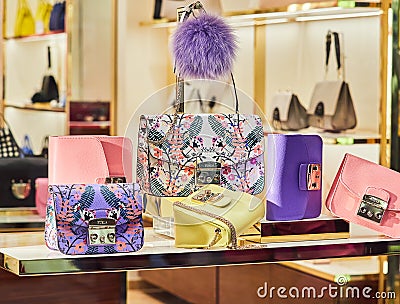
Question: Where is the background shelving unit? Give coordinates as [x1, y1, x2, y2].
[0, 0, 117, 153]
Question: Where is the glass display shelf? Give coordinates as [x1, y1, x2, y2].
[0, 228, 399, 276]
[4, 102, 65, 113]
[3, 31, 66, 43]
[0, 209, 44, 232]
[141, 5, 382, 28]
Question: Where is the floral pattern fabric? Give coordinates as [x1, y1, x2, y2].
[47, 183, 143, 255]
[137, 113, 265, 197]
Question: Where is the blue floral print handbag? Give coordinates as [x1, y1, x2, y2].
[47, 183, 143, 255]
[137, 80, 265, 197]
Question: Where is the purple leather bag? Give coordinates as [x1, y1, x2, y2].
[49, 183, 143, 255]
[266, 134, 322, 221]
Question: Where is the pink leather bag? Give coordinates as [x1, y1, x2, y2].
[48, 136, 133, 184]
[326, 153, 400, 238]
[35, 177, 49, 217]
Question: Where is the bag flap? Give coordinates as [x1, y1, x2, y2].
[270, 91, 293, 121]
[51, 183, 142, 226]
[266, 134, 322, 214]
[308, 81, 343, 116]
[140, 113, 264, 167]
[334, 154, 400, 212]
[49, 136, 133, 184]
[173, 185, 264, 235]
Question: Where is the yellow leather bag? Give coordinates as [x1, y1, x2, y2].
[35, 0, 53, 34]
[14, 0, 35, 37]
[173, 185, 265, 249]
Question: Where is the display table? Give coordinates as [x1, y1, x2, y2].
[0, 229, 399, 303]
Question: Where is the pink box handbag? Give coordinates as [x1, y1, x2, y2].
[35, 177, 48, 218]
[326, 153, 400, 238]
[45, 136, 134, 250]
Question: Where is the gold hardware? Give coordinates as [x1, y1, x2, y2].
[11, 179, 31, 200]
[192, 190, 224, 203]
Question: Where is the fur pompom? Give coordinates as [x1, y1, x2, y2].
[171, 13, 237, 79]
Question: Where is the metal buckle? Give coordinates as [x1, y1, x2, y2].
[192, 189, 224, 203]
[357, 194, 388, 224]
[11, 179, 31, 200]
[307, 164, 321, 191]
[105, 176, 126, 184]
[88, 218, 116, 246]
[195, 161, 221, 186]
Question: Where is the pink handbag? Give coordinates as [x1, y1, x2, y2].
[48, 136, 133, 184]
[326, 153, 400, 238]
[46, 136, 134, 250]
[35, 177, 48, 217]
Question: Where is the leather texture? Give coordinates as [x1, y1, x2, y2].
[266, 134, 322, 221]
[173, 184, 264, 248]
[49, 183, 143, 255]
[326, 153, 400, 238]
[308, 81, 357, 131]
[49, 136, 133, 184]
[35, 177, 48, 217]
[0, 157, 48, 208]
[271, 92, 309, 131]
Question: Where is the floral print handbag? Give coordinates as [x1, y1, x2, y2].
[48, 183, 143, 255]
[137, 111, 265, 197]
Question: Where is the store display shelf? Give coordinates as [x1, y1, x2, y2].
[0, 210, 44, 232]
[141, 4, 382, 28]
[4, 103, 65, 113]
[0, 228, 399, 276]
[3, 31, 66, 43]
[68, 121, 111, 128]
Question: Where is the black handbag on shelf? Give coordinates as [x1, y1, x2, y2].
[31, 46, 59, 103]
[0, 114, 48, 208]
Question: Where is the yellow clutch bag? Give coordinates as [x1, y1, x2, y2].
[173, 185, 265, 249]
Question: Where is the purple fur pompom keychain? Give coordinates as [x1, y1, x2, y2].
[171, 13, 237, 79]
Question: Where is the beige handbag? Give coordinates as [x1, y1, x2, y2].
[173, 185, 264, 249]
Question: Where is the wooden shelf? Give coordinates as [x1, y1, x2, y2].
[3, 31, 66, 42]
[5, 103, 65, 113]
[141, 2, 382, 28]
[68, 121, 111, 128]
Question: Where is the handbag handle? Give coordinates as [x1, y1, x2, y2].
[47, 46, 52, 69]
[325, 30, 342, 79]
[174, 1, 239, 114]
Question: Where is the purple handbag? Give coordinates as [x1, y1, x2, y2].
[266, 134, 322, 221]
[49, 183, 143, 255]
